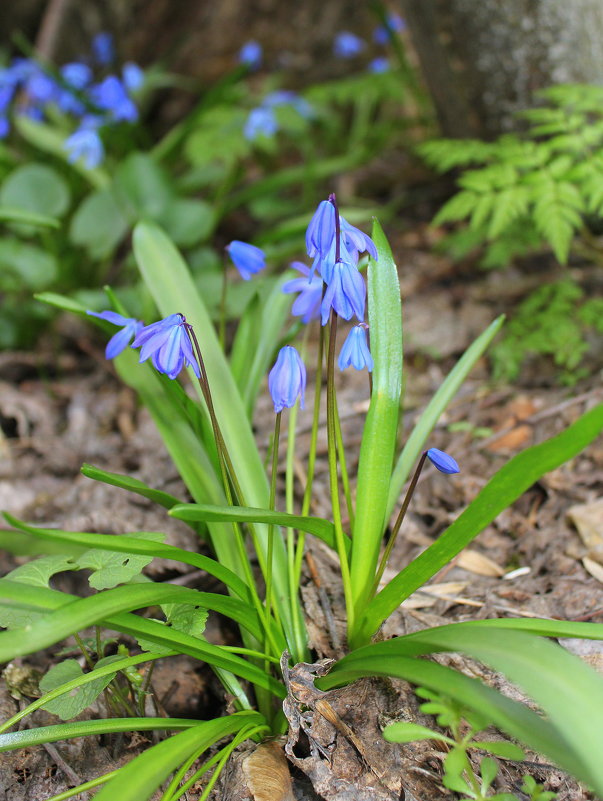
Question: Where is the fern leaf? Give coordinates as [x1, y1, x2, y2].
[432, 190, 478, 225]
[487, 186, 530, 239]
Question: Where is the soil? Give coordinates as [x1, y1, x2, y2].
[1, 230, 603, 800]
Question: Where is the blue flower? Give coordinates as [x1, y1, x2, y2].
[0, 116, 9, 139]
[338, 324, 373, 371]
[368, 57, 390, 74]
[340, 216, 378, 262]
[122, 63, 144, 92]
[282, 261, 323, 323]
[93, 33, 114, 65]
[373, 13, 406, 45]
[321, 258, 366, 324]
[226, 240, 266, 280]
[333, 32, 365, 58]
[239, 41, 262, 70]
[87, 310, 143, 359]
[305, 197, 377, 278]
[263, 90, 313, 119]
[25, 68, 57, 104]
[426, 448, 460, 475]
[132, 313, 201, 380]
[306, 200, 337, 262]
[268, 346, 306, 413]
[61, 62, 92, 90]
[244, 106, 278, 140]
[64, 123, 104, 168]
[91, 75, 138, 122]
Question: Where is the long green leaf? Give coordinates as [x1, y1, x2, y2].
[3, 512, 251, 602]
[0, 207, 60, 228]
[386, 314, 505, 519]
[132, 221, 304, 658]
[317, 652, 587, 783]
[81, 464, 182, 510]
[0, 582, 266, 658]
[0, 717, 197, 752]
[325, 624, 603, 794]
[0, 580, 284, 696]
[349, 220, 403, 624]
[356, 403, 603, 643]
[94, 713, 266, 801]
[169, 503, 347, 555]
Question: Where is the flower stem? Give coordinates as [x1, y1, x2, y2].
[371, 450, 428, 597]
[265, 411, 281, 627]
[326, 310, 355, 635]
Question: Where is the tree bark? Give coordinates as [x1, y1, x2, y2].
[401, 0, 603, 139]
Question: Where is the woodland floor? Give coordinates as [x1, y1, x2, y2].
[1, 226, 603, 800]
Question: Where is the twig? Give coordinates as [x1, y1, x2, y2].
[35, 0, 74, 62]
[42, 741, 85, 791]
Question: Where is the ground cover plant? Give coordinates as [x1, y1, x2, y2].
[418, 84, 603, 384]
[1, 190, 603, 799]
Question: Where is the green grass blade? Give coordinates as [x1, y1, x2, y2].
[0, 582, 266, 657]
[0, 717, 199, 752]
[93, 713, 266, 801]
[169, 503, 347, 555]
[387, 315, 505, 519]
[349, 220, 403, 624]
[0, 580, 285, 696]
[357, 403, 603, 643]
[327, 624, 603, 794]
[318, 652, 587, 783]
[81, 464, 182, 509]
[3, 512, 251, 602]
[132, 221, 302, 655]
[0, 652, 168, 735]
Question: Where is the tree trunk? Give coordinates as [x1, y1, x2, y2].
[401, 0, 603, 138]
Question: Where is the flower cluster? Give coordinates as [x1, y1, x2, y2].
[239, 41, 263, 71]
[244, 90, 313, 141]
[332, 13, 405, 73]
[0, 33, 144, 168]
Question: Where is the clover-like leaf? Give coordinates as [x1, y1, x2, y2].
[75, 532, 165, 589]
[39, 657, 119, 720]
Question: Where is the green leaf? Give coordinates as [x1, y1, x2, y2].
[39, 659, 116, 720]
[34, 291, 90, 315]
[474, 740, 525, 760]
[69, 189, 129, 259]
[75, 531, 165, 589]
[0, 716, 198, 753]
[169, 502, 345, 555]
[81, 463, 182, 509]
[0, 164, 70, 218]
[132, 221, 305, 659]
[0, 239, 58, 290]
[114, 152, 172, 221]
[162, 198, 215, 246]
[349, 220, 402, 625]
[361, 403, 603, 643]
[0, 207, 59, 228]
[382, 721, 453, 744]
[3, 554, 76, 588]
[0, 579, 285, 696]
[93, 713, 266, 801]
[387, 315, 504, 520]
[163, 603, 208, 638]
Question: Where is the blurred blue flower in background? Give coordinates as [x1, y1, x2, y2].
[244, 106, 278, 140]
[338, 324, 373, 371]
[282, 262, 323, 323]
[373, 13, 406, 45]
[63, 120, 105, 168]
[368, 57, 390, 74]
[122, 62, 144, 92]
[91, 75, 138, 122]
[133, 313, 201, 380]
[87, 310, 143, 359]
[93, 32, 114, 65]
[226, 240, 266, 280]
[239, 40, 263, 70]
[269, 346, 306, 413]
[334, 31, 365, 58]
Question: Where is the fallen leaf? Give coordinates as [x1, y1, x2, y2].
[457, 549, 505, 577]
[243, 741, 294, 801]
[486, 424, 532, 453]
[568, 499, 603, 557]
[583, 557, 603, 585]
[402, 581, 468, 609]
